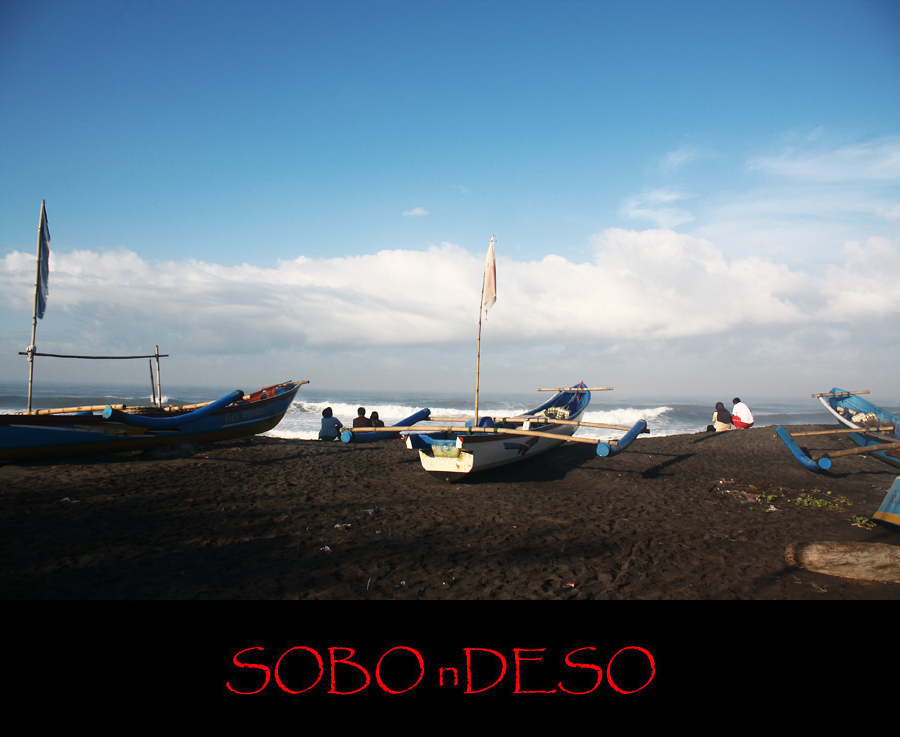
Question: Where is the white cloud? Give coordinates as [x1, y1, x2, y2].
[877, 205, 900, 221]
[821, 236, 900, 319]
[747, 137, 900, 182]
[402, 207, 429, 217]
[620, 189, 694, 229]
[3, 229, 897, 353]
[3, 229, 898, 396]
[663, 145, 705, 169]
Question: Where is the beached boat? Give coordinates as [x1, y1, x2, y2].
[0, 380, 304, 463]
[360, 383, 645, 481]
[410, 384, 597, 481]
[815, 389, 900, 469]
[2, 202, 306, 463]
[776, 389, 899, 472]
[344, 236, 648, 479]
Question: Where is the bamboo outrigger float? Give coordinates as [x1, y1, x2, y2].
[777, 388, 900, 472]
[342, 236, 649, 480]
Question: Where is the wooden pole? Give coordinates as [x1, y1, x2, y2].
[427, 415, 634, 431]
[474, 250, 486, 426]
[789, 426, 894, 437]
[18, 351, 170, 359]
[514, 417, 634, 432]
[811, 390, 869, 398]
[155, 345, 162, 408]
[814, 441, 900, 462]
[28, 404, 127, 416]
[349, 424, 606, 446]
[149, 359, 156, 406]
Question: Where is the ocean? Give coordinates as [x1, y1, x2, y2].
[3, 380, 884, 441]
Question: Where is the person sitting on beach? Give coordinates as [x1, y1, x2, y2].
[319, 407, 343, 440]
[353, 407, 373, 428]
[710, 402, 733, 432]
[369, 411, 385, 428]
[731, 397, 754, 429]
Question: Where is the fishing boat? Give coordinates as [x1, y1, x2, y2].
[402, 384, 646, 481]
[0, 380, 305, 463]
[1, 201, 305, 463]
[776, 388, 899, 472]
[343, 236, 648, 479]
[815, 389, 900, 469]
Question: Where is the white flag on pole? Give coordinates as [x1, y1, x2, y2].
[483, 235, 496, 316]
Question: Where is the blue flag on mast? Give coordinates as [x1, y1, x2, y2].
[36, 202, 50, 319]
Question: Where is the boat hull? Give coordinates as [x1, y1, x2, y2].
[0, 380, 302, 463]
[817, 388, 900, 469]
[408, 385, 590, 481]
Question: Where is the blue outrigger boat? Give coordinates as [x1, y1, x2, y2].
[815, 389, 900, 469]
[2, 202, 305, 463]
[777, 389, 900, 472]
[0, 380, 305, 463]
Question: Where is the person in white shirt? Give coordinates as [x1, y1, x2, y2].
[731, 398, 754, 429]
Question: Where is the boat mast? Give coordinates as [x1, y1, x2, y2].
[26, 200, 49, 413]
[474, 235, 496, 425]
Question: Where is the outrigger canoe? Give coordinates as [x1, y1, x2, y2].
[345, 383, 648, 481]
[0, 380, 305, 463]
[776, 389, 900, 472]
[815, 389, 900, 469]
[345, 239, 648, 480]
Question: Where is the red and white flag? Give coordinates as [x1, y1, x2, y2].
[483, 235, 496, 316]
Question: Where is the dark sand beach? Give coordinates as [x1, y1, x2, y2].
[2, 424, 898, 601]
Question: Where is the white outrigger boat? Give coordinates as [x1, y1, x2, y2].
[400, 383, 646, 481]
[343, 236, 648, 480]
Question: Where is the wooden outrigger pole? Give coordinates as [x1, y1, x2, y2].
[19, 347, 172, 414]
[350, 419, 648, 457]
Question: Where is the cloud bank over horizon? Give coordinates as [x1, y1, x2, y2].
[2, 225, 897, 397]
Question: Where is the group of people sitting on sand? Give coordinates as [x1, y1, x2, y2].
[709, 398, 754, 432]
[318, 406, 385, 441]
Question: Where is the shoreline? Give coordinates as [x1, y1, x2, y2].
[1, 423, 898, 600]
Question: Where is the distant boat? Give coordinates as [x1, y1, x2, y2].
[0, 380, 305, 463]
[815, 389, 900, 469]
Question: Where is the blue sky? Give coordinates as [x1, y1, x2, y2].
[1, 0, 899, 400]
